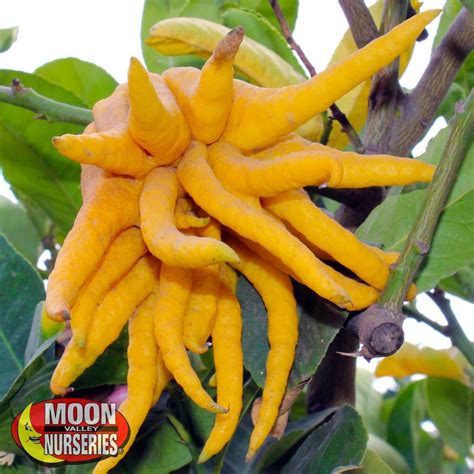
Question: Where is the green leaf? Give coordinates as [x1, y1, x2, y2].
[461, 0, 474, 12]
[281, 405, 368, 473]
[0, 235, 45, 398]
[113, 419, 193, 473]
[253, 0, 298, 32]
[436, 82, 468, 121]
[423, 377, 472, 457]
[219, 408, 334, 473]
[355, 369, 385, 438]
[416, 429, 444, 474]
[179, 0, 222, 22]
[367, 435, 410, 474]
[8, 361, 56, 416]
[0, 70, 83, 236]
[438, 263, 474, 303]
[248, 408, 336, 472]
[387, 381, 425, 470]
[35, 58, 118, 108]
[10, 186, 53, 242]
[357, 125, 474, 292]
[349, 450, 393, 474]
[75, 326, 129, 389]
[141, 0, 219, 73]
[0, 26, 18, 53]
[212, 381, 260, 473]
[221, 7, 304, 74]
[237, 277, 344, 388]
[433, 0, 474, 120]
[24, 303, 55, 364]
[0, 360, 56, 454]
[184, 387, 216, 443]
[0, 196, 41, 265]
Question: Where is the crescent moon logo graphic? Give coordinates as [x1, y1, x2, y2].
[16, 403, 63, 465]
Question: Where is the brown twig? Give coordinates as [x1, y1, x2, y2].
[269, 0, 365, 153]
[403, 305, 448, 336]
[391, 8, 474, 156]
[335, 1, 408, 228]
[338, 0, 379, 48]
[428, 289, 474, 365]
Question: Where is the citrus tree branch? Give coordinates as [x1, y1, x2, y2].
[391, 8, 474, 156]
[364, 0, 407, 155]
[403, 305, 448, 336]
[338, 0, 379, 48]
[379, 92, 473, 309]
[0, 79, 92, 125]
[269, 0, 365, 153]
[335, 0, 409, 229]
[427, 290, 474, 365]
[350, 91, 473, 360]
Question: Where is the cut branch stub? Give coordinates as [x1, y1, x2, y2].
[348, 304, 405, 360]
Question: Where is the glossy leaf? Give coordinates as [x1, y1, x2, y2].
[35, 58, 118, 108]
[113, 419, 193, 473]
[281, 405, 368, 473]
[0, 26, 18, 53]
[0, 360, 56, 454]
[178, 0, 222, 22]
[367, 435, 410, 474]
[224, 0, 298, 32]
[237, 276, 344, 388]
[8, 361, 56, 416]
[10, 186, 53, 243]
[357, 125, 474, 292]
[0, 70, 83, 236]
[252, 0, 298, 32]
[438, 263, 474, 302]
[74, 326, 129, 389]
[24, 303, 56, 364]
[183, 384, 216, 443]
[355, 369, 384, 437]
[349, 450, 393, 474]
[423, 377, 473, 457]
[220, 406, 334, 473]
[375, 342, 469, 383]
[0, 235, 45, 398]
[433, 0, 474, 120]
[418, 430, 446, 473]
[248, 408, 336, 472]
[0, 197, 41, 265]
[387, 381, 425, 470]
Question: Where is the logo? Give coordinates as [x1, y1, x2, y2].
[11, 398, 130, 467]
